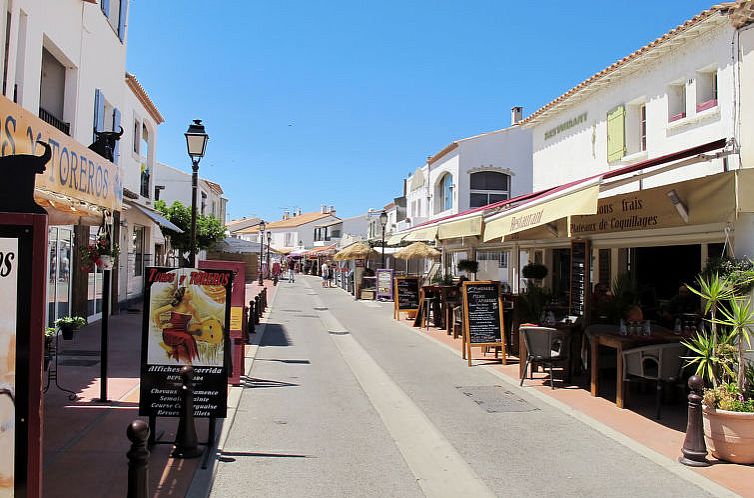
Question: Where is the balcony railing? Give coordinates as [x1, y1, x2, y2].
[39, 107, 70, 135]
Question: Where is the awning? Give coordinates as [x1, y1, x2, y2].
[483, 180, 600, 242]
[404, 225, 438, 241]
[437, 214, 483, 240]
[386, 233, 406, 245]
[126, 201, 184, 233]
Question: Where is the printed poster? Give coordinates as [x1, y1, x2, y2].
[0, 238, 18, 497]
[139, 267, 232, 418]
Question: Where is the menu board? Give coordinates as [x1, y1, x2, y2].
[569, 239, 590, 317]
[461, 281, 506, 366]
[394, 276, 420, 319]
[376, 269, 394, 301]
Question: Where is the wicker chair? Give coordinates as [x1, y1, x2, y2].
[519, 326, 571, 389]
[622, 342, 686, 419]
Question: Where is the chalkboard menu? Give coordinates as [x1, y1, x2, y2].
[569, 239, 590, 317]
[377, 269, 394, 301]
[394, 276, 420, 319]
[461, 281, 506, 366]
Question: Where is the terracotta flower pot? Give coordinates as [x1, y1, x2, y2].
[703, 406, 754, 464]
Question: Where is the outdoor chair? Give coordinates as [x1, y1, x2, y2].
[452, 305, 463, 339]
[622, 342, 686, 419]
[519, 326, 571, 389]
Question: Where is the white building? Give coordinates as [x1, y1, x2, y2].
[153, 161, 228, 222]
[238, 207, 339, 252]
[1, 0, 131, 324]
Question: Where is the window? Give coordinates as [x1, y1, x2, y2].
[132, 119, 140, 153]
[606, 105, 626, 162]
[92, 89, 121, 163]
[140, 163, 150, 197]
[101, 0, 127, 42]
[133, 225, 145, 277]
[624, 102, 647, 155]
[469, 171, 510, 208]
[668, 82, 686, 122]
[697, 69, 718, 112]
[201, 192, 207, 215]
[435, 173, 453, 213]
[141, 124, 149, 158]
[39, 48, 69, 134]
[284, 232, 293, 246]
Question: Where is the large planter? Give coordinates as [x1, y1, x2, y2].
[703, 406, 754, 464]
[60, 326, 75, 340]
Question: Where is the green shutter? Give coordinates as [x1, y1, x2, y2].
[607, 105, 625, 162]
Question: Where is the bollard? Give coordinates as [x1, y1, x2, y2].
[261, 288, 267, 311]
[679, 375, 710, 467]
[248, 300, 257, 332]
[255, 295, 262, 321]
[126, 419, 150, 498]
[172, 366, 203, 459]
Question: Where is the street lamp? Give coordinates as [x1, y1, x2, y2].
[184, 119, 209, 267]
[258, 220, 266, 285]
[379, 211, 388, 269]
[266, 230, 272, 279]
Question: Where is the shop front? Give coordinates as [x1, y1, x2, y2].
[0, 94, 123, 326]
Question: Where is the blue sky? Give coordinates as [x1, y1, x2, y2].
[126, 1, 716, 222]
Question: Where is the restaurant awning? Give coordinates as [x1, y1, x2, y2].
[386, 233, 406, 245]
[126, 201, 184, 233]
[437, 214, 483, 240]
[483, 180, 601, 242]
[404, 225, 438, 241]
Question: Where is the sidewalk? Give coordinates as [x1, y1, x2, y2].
[390, 306, 753, 498]
[41, 279, 276, 497]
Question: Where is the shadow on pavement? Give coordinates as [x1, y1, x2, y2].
[240, 376, 299, 389]
[260, 323, 292, 346]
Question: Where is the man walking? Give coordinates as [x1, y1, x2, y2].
[288, 258, 296, 283]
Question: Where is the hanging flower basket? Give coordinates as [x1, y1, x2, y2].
[54, 316, 86, 341]
[81, 234, 119, 272]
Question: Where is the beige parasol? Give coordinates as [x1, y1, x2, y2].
[394, 241, 441, 260]
[334, 241, 377, 261]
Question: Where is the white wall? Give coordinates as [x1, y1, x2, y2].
[154, 162, 226, 221]
[530, 20, 736, 190]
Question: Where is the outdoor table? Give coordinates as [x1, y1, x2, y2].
[586, 324, 680, 408]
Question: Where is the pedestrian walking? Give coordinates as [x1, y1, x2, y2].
[321, 262, 329, 288]
[288, 258, 296, 283]
[327, 263, 334, 288]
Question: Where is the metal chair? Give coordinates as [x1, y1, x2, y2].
[622, 342, 686, 419]
[519, 326, 571, 389]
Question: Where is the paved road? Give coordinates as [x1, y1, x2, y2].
[209, 276, 718, 497]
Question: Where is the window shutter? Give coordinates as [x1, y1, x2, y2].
[112, 107, 121, 164]
[118, 0, 127, 42]
[101, 0, 110, 16]
[606, 105, 626, 162]
[93, 89, 105, 142]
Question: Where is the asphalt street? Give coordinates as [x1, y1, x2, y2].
[209, 276, 717, 498]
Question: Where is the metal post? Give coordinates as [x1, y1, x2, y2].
[172, 366, 203, 458]
[258, 233, 264, 285]
[381, 224, 386, 269]
[98, 268, 111, 402]
[679, 375, 710, 466]
[189, 159, 199, 268]
[126, 419, 150, 498]
[255, 295, 261, 322]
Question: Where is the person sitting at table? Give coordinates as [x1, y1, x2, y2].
[661, 284, 699, 325]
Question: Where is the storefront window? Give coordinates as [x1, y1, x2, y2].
[133, 225, 145, 277]
[477, 249, 510, 285]
[451, 251, 468, 276]
[47, 227, 73, 327]
[87, 226, 104, 318]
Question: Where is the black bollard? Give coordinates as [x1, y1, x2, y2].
[261, 288, 267, 310]
[247, 302, 255, 339]
[679, 375, 710, 467]
[172, 366, 203, 459]
[126, 419, 150, 498]
[255, 295, 262, 321]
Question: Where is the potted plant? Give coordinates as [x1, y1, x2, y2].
[55, 316, 86, 340]
[81, 234, 119, 271]
[456, 260, 479, 279]
[522, 262, 548, 282]
[44, 327, 55, 370]
[683, 268, 754, 464]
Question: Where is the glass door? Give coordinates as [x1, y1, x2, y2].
[47, 227, 74, 327]
[87, 227, 103, 321]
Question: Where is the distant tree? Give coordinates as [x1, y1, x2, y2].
[155, 200, 226, 265]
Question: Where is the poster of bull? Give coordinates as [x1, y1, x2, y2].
[139, 267, 233, 419]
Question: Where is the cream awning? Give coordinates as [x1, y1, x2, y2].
[386, 233, 406, 245]
[483, 182, 600, 242]
[437, 214, 483, 240]
[404, 225, 438, 241]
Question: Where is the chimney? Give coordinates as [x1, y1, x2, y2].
[296, 207, 302, 216]
[321, 204, 327, 214]
[329, 205, 335, 214]
[511, 106, 523, 125]
[283, 210, 290, 220]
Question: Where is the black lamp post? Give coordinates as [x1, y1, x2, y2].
[379, 211, 388, 269]
[258, 220, 266, 285]
[266, 231, 272, 278]
[184, 120, 209, 268]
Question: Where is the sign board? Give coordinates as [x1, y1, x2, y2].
[461, 281, 506, 366]
[0, 94, 123, 212]
[394, 276, 420, 319]
[0, 236, 18, 496]
[139, 267, 232, 418]
[376, 269, 394, 301]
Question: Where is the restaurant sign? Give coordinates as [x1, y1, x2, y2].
[0, 94, 123, 211]
[569, 172, 735, 236]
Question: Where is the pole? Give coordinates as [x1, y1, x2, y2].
[258, 233, 264, 285]
[381, 225, 386, 269]
[189, 159, 199, 267]
[98, 267, 111, 402]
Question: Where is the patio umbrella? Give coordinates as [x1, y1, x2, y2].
[394, 241, 441, 260]
[334, 241, 376, 261]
